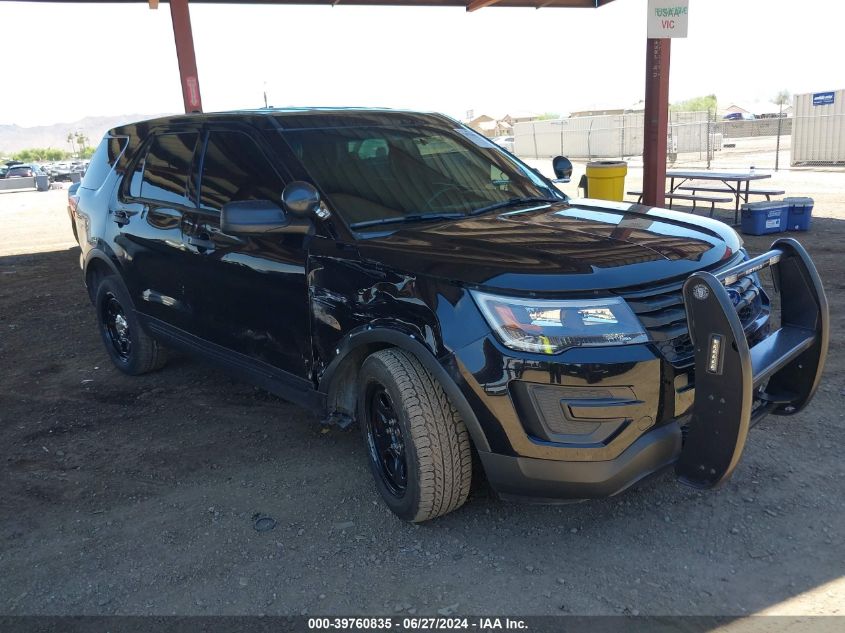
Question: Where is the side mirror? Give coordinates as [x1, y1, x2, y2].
[221, 199, 311, 235]
[552, 156, 573, 184]
[282, 181, 328, 219]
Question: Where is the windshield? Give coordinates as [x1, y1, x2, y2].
[280, 124, 560, 228]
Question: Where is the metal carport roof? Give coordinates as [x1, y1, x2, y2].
[20, 0, 615, 7]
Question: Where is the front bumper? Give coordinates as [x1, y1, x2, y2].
[479, 422, 681, 502]
[450, 238, 828, 501]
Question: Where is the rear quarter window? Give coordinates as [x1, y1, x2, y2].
[80, 135, 129, 191]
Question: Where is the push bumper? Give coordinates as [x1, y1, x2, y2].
[473, 238, 828, 501]
[675, 237, 829, 488]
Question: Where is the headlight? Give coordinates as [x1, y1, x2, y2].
[471, 291, 648, 354]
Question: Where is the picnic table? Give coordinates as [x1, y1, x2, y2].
[666, 170, 778, 224]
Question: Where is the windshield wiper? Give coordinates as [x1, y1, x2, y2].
[351, 213, 466, 229]
[350, 197, 560, 229]
[469, 196, 559, 217]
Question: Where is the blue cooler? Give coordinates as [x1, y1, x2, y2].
[782, 197, 814, 231]
[740, 201, 787, 236]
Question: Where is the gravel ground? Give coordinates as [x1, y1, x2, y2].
[0, 186, 843, 617]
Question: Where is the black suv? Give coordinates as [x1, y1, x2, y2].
[75, 109, 828, 522]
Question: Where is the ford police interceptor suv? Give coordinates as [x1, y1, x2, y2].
[73, 109, 828, 522]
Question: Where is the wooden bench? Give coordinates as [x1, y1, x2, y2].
[627, 190, 733, 216]
[677, 185, 786, 200]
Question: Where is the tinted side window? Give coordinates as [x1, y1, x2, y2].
[139, 132, 199, 206]
[80, 135, 128, 191]
[199, 131, 285, 213]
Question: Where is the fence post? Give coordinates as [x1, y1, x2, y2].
[620, 115, 625, 159]
[775, 101, 784, 171]
[532, 123, 539, 159]
[706, 109, 712, 170]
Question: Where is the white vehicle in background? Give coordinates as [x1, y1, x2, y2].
[47, 160, 88, 182]
[492, 135, 515, 153]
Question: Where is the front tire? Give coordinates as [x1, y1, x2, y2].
[358, 348, 472, 522]
[95, 275, 167, 375]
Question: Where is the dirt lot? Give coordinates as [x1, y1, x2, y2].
[1, 185, 843, 617]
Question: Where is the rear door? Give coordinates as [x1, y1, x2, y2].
[114, 129, 200, 331]
[180, 127, 313, 380]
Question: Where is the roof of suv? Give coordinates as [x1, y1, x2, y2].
[110, 107, 456, 136]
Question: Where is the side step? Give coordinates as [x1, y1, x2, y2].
[675, 238, 829, 489]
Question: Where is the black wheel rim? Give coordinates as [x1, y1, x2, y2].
[365, 384, 408, 497]
[101, 292, 131, 361]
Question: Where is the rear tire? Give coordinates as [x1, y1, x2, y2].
[95, 275, 167, 375]
[358, 348, 472, 522]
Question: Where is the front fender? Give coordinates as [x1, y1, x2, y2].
[319, 326, 491, 453]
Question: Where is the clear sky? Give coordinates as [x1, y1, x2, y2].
[0, 0, 842, 127]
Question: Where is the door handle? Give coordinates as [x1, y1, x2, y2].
[203, 224, 244, 245]
[187, 235, 215, 251]
[113, 209, 137, 226]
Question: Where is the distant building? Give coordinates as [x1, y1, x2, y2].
[570, 101, 644, 118]
[570, 107, 623, 118]
[504, 110, 541, 125]
[467, 114, 511, 137]
[466, 111, 540, 137]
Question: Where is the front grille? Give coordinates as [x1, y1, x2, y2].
[621, 267, 766, 366]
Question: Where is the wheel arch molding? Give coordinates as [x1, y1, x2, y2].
[82, 245, 125, 304]
[318, 325, 491, 453]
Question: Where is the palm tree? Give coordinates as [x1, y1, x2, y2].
[75, 132, 89, 154]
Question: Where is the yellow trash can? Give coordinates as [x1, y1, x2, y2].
[585, 160, 628, 202]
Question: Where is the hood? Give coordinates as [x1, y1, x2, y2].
[355, 198, 742, 293]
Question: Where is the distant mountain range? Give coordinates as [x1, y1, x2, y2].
[0, 114, 171, 155]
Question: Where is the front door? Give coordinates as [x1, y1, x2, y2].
[180, 128, 313, 380]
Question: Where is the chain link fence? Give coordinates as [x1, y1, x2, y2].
[514, 110, 845, 171]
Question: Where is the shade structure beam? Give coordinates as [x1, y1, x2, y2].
[466, 0, 503, 11]
[642, 37, 670, 208]
[170, 0, 203, 113]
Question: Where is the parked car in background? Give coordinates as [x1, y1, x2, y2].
[0, 162, 50, 191]
[492, 135, 515, 152]
[74, 109, 828, 523]
[722, 112, 756, 121]
[47, 161, 87, 182]
[46, 162, 71, 180]
[2, 163, 40, 178]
